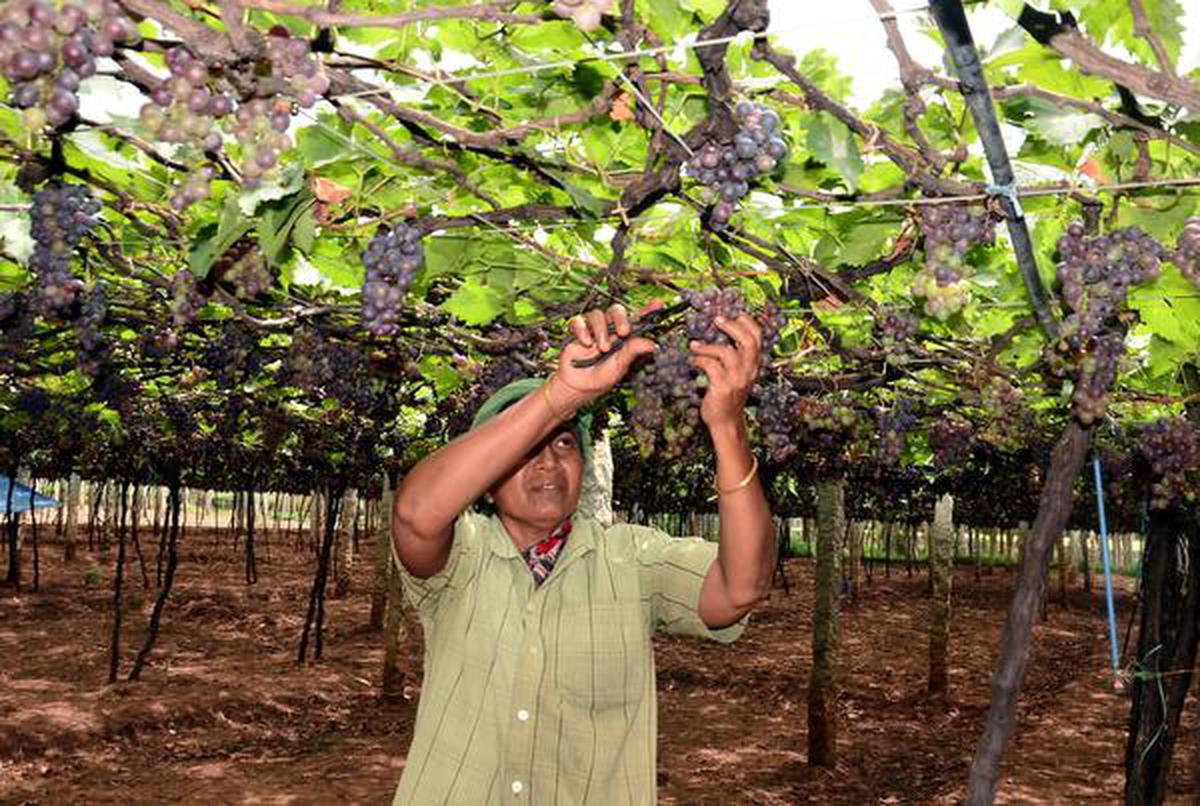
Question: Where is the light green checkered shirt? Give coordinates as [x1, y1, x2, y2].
[391, 512, 745, 805]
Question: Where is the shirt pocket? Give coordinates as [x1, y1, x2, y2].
[554, 602, 648, 710]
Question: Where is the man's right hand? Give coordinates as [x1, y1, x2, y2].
[550, 303, 659, 410]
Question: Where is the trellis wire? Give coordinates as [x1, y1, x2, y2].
[335, 1, 971, 94]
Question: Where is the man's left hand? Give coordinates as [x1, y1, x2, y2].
[689, 314, 762, 429]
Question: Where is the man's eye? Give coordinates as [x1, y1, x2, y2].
[555, 434, 577, 449]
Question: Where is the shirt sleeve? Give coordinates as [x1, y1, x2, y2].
[392, 511, 482, 618]
[632, 526, 747, 643]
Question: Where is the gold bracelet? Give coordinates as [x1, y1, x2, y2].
[541, 376, 572, 422]
[715, 455, 759, 497]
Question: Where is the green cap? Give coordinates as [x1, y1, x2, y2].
[471, 377, 593, 465]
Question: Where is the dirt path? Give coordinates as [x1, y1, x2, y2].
[1, 534, 1195, 805]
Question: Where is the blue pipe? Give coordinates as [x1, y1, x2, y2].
[1092, 457, 1120, 676]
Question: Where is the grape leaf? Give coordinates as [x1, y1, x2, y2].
[805, 116, 862, 190]
[1128, 269, 1200, 348]
[443, 279, 506, 325]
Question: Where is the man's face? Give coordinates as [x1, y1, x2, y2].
[490, 426, 584, 531]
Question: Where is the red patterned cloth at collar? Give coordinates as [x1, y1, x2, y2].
[521, 519, 572, 587]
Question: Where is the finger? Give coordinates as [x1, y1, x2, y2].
[613, 337, 657, 372]
[690, 353, 731, 387]
[607, 303, 632, 337]
[715, 315, 762, 352]
[585, 309, 612, 351]
[570, 314, 593, 348]
[714, 319, 762, 375]
[689, 340, 738, 369]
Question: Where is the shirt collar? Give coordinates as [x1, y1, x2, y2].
[486, 513, 598, 560]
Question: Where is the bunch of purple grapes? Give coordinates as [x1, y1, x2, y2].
[928, 414, 974, 470]
[756, 380, 800, 462]
[1173, 217, 1200, 287]
[75, 283, 107, 374]
[1053, 223, 1166, 423]
[629, 336, 702, 458]
[264, 28, 330, 108]
[874, 307, 919, 346]
[201, 322, 263, 388]
[683, 286, 746, 343]
[286, 328, 372, 409]
[686, 101, 789, 229]
[138, 48, 234, 209]
[0, 292, 23, 326]
[756, 302, 785, 360]
[219, 244, 271, 299]
[1, 0, 137, 129]
[631, 286, 787, 457]
[446, 356, 528, 437]
[139, 34, 327, 208]
[876, 399, 919, 465]
[1138, 417, 1200, 509]
[979, 376, 1030, 449]
[29, 181, 99, 316]
[361, 221, 423, 336]
[168, 268, 206, 328]
[910, 203, 994, 320]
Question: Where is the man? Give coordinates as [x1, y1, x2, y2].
[391, 303, 774, 804]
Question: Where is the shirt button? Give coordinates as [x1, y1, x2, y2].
[526, 602, 534, 612]
[529, 645, 538, 655]
[511, 780, 523, 795]
[517, 709, 530, 722]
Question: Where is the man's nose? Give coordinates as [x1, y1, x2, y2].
[530, 441, 560, 468]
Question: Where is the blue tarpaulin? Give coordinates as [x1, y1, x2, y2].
[0, 477, 60, 514]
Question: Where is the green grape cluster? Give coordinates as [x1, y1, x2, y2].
[910, 203, 994, 320]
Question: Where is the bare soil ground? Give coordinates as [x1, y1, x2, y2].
[1, 530, 1196, 805]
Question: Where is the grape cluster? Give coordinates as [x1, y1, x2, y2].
[756, 303, 785, 356]
[286, 329, 373, 409]
[75, 283, 107, 374]
[550, 0, 611, 32]
[29, 182, 100, 316]
[446, 357, 528, 438]
[756, 380, 800, 462]
[361, 221, 423, 336]
[201, 322, 263, 388]
[1053, 223, 1165, 423]
[683, 286, 746, 343]
[1173, 217, 1200, 287]
[1138, 417, 1200, 509]
[1, 0, 137, 129]
[629, 336, 702, 458]
[928, 414, 974, 470]
[685, 286, 784, 369]
[216, 242, 271, 298]
[169, 269, 206, 328]
[874, 307, 919, 347]
[876, 399, 918, 466]
[911, 203, 994, 320]
[0, 292, 21, 325]
[979, 376, 1030, 450]
[687, 101, 789, 229]
[15, 387, 51, 418]
[140, 35, 327, 208]
[264, 29, 330, 108]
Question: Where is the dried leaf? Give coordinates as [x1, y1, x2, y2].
[609, 92, 635, 123]
[312, 177, 353, 205]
